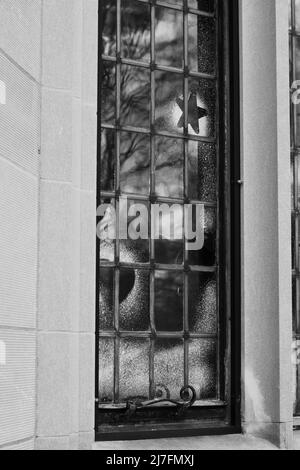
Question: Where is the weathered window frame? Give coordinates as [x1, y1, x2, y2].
[95, 0, 241, 440]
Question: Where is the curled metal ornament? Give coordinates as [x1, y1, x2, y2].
[125, 385, 196, 417]
[179, 385, 197, 406]
[154, 383, 171, 400]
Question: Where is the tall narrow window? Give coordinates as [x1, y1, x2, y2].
[290, 0, 300, 418]
[96, 0, 239, 437]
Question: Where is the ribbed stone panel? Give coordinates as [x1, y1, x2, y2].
[1, 438, 35, 450]
[0, 53, 39, 175]
[0, 158, 38, 330]
[0, 0, 41, 80]
[0, 330, 36, 447]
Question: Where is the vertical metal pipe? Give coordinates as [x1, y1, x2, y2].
[183, 0, 189, 387]
[296, 152, 300, 335]
[113, 0, 122, 404]
[215, 0, 221, 402]
[149, 0, 156, 399]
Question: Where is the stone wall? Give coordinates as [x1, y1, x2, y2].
[36, 0, 98, 450]
[240, 0, 293, 448]
[0, 0, 42, 451]
[0, 0, 98, 450]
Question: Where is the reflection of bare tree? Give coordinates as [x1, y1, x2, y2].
[120, 133, 149, 171]
[120, 65, 150, 127]
[101, 1, 185, 193]
[101, 0, 150, 59]
[121, 0, 150, 61]
[100, 1, 116, 55]
[101, 129, 115, 191]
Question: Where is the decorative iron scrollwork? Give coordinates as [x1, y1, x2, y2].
[125, 385, 196, 417]
[154, 383, 171, 400]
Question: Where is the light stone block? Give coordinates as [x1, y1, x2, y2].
[79, 333, 95, 432]
[79, 431, 94, 450]
[240, 0, 293, 448]
[70, 187, 81, 333]
[38, 181, 72, 331]
[42, 0, 73, 89]
[72, 0, 83, 99]
[80, 191, 96, 333]
[41, 88, 72, 181]
[35, 434, 78, 450]
[37, 332, 73, 436]
[82, 0, 98, 104]
[72, 97, 82, 189]
[81, 104, 97, 191]
[69, 333, 80, 434]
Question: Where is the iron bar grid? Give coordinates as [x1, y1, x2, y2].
[132, 0, 216, 18]
[99, 260, 217, 274]
[100, 122, 216, 144]
[98, 399, 225, 410]
[149, 0, 156, 399]
[100, 190, 217, 208]
[102, 54, 216, 80]
[113, 0, 122, 403]
[183, 0, 190, 389]
[99, 331, 218, 339]
[215, 0, 220, 401]
[99, 0, 220, 409]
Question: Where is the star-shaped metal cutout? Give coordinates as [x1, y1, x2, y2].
[176, 92, 208, 134]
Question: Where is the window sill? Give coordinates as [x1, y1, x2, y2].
[93, 434, 277, 450]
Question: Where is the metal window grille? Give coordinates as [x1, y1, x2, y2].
[96, 0, 239, 434]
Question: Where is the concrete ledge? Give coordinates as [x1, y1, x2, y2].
[93, 435, 278, 451]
